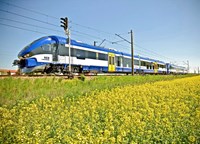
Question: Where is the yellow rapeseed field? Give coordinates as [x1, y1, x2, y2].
[0, 76, 200, 143]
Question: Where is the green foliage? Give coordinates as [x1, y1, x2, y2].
[79, 74, 86, 81]
[0, 75, 192, 108]
[0, 75, 199, 143]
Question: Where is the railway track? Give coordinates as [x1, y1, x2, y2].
[0, 73, 127, 79]
[0, 74, 77, 79]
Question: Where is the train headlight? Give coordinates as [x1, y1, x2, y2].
[24, 53, 30, 58]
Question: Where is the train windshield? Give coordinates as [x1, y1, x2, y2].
[20, 37, 46, 54]
[29, 44, 54, 57]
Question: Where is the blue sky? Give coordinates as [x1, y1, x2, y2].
[0, 0, 199, 72]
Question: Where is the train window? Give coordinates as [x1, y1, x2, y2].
[42, 44, 51, 52]
[58, 44, 69, 56]
[31, 44, 52, 56]
[87, 51, 96, 59]
[145, 62, 151, 69]
[141, 61, 144, 66]
[98, 53, 108, 61]
[123, 58, 131, 67]
[116, 56, 122, 66]
[59, 44, 77, 57]
[32, 47, 42, 55]
[141, 61, 146, 66]
[109, 56, 112, 65]
[123, 58, 126, 67]
[160, 65, 165, 68]
[71, 48, 76, 57]
[20, 37, 46, 53]
[112, 57, 115, 65]
[76, 49, 85, 59]
[134, 59, 139, 65]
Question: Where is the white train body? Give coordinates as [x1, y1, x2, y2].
[15, 36, 186, 74]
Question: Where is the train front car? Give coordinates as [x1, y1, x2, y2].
[15, 36, 62, 73]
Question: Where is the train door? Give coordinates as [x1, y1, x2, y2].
[52, 44, 58, 61]
[153, 62, 158, 73]
[166, 63, 170, 74]
[108, 53, 115, 72]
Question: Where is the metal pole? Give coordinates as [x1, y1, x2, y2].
[114, 31, 134, 75]
[94, 41, 97, 46]
[139, 55, 141, 72]
[131, 30, 134, 76]
[67, 30, 71, 73]
[187, 60, 189, 73]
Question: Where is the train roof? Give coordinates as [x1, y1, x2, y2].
[18, 35, 166, 64]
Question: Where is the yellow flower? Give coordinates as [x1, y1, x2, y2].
[121, 130, 126, 137]
[188, 136, 196, 142]
[1, 76, 200, 143]
[109, 137, 116, 143]
[104, 129, 111, 137]
[117, 135, 122, 142]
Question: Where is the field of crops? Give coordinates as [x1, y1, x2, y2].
[0, 75, 200, 143]
[0, 75, 185, 107]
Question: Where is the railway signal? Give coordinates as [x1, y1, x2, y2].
[60, 17, 71, 74]
[60, 17, 68, 30]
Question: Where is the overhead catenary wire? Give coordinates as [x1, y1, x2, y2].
[0, 1, 171, 59]
[0, 1, 126, 38]
[134, 43, 174, 61]
[0, 1, 58, 20]
[0, 19, 166, 60]
[71, 21, 118, 36]
[0, 8, 119, 46]
[0, 1, 179, 63]
[0, 21, 179, 64]
[0, 9, 59, 28]
[0, 20, 132, 55]
[0, 17, 63, 34]
[71, 29, 105, 41]
[0, 18, 174, 62]
[113, 32, 176, 62]
[0, 1, 128, 43]
[0, 17, 114, 48]
[0, 22, 48, 34]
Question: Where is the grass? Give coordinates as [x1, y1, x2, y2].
[0, 74, 193, 108]
[0, 75, 199, 143]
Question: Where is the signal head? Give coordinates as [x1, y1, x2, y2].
[60, 17, 68, 30]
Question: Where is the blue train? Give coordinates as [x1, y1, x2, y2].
[13, 35, 187, 74]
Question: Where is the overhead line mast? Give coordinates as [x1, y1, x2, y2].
[130, 30, 134, 76]
[115, 30, 134, 76]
